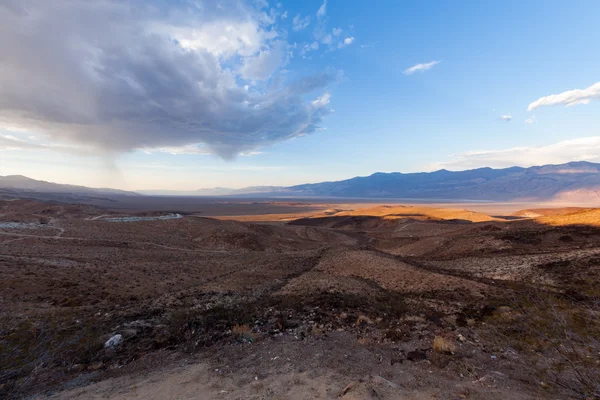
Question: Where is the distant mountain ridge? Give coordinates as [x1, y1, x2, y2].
[284, 162, 600, 201]
[3, 162, 600, 202]
[195, 161, 600, 202]
[0, 175, 139, 196]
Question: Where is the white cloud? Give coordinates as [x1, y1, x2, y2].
[426, 137, 600, 171]
[164, 20, 276, 58]
[0, 1, 337, 159]
[528, 82, 600, 111]
[317, 0, 327, 18]
[240, 43, 285, 80]
[239, 151, 264, 156]
[309, 2, 354, 51]
[300, 41, 320, 57]
[500, 114, 512, 122]
[311, 92, 331, 108]
[143, 144, 211, 155]
[292, 14, 311, 31]
[525, 116, 536, 124]
[0, 133, 90, 154]
[281, 11, 288, 19]
[403, 60, 440, 75]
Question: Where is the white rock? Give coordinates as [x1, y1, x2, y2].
[104, 334, 123, 348]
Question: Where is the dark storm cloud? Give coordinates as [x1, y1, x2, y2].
[0, 0, 335, 158]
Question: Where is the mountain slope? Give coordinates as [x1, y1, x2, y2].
[0, 175, 138, 196]
[285, 162, 600, 201]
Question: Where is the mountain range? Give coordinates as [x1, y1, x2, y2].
[285, 161, 600, 201]
[2, 162, 600, 202]
[0, 175, 139, 197]
[188, 161, 600, 202]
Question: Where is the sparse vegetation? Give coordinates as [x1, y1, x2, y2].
[433, 336, 457, 354]
[485, 289, 600, 399]
[0, 312, 104, 399]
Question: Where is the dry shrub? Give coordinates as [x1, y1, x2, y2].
[433, 336, 456, 354]
[0, 312, 104, 399]
[356, 315, 374, 326]
[231, 324, 251, 337]
[486, 289, 600, 399]
[231, 324, 255, 342]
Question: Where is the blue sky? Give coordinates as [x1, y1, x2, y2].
[0, 0, 599, 190]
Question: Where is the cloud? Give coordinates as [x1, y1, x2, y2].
[292, 14, 311, 31]
[309, 1, 353, 51]
[239, 151, 264, 157]
[311, 93, 331, 108]
[0, 133, 92, 154]
[0, 134, 50, 151]
[300, 41, 320, 57]
[525, 116, 536, 124]
[426, 137, 600, 171]
[403, 60, 440, 75]
[240, 42, 286, 80]
[317, 0, 327, 18]
[142, 144, 211, 156]
[500, 114, 512, 122]
[0, 1, 337, 159]
[528, 82, 600, 111]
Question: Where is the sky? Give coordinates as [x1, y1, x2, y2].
[0, 0, 599, 190]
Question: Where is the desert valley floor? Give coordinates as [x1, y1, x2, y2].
[1, 199, 599, 399]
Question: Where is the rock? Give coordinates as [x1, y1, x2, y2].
[104, 334, 123, 349]
[406, 349, 427, 361]
[457, 334, 466, 342]
[426, 314, 443, 326]
[120, 329, 137, 339]
[539, 381, 551, 389]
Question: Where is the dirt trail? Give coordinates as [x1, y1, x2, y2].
[52, 334, 537, 400]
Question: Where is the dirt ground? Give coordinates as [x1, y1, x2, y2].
[1, 199, 599, 399]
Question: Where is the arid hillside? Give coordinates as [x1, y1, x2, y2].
[536, 208, 600, 227]
[1, 199, 599, 399]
